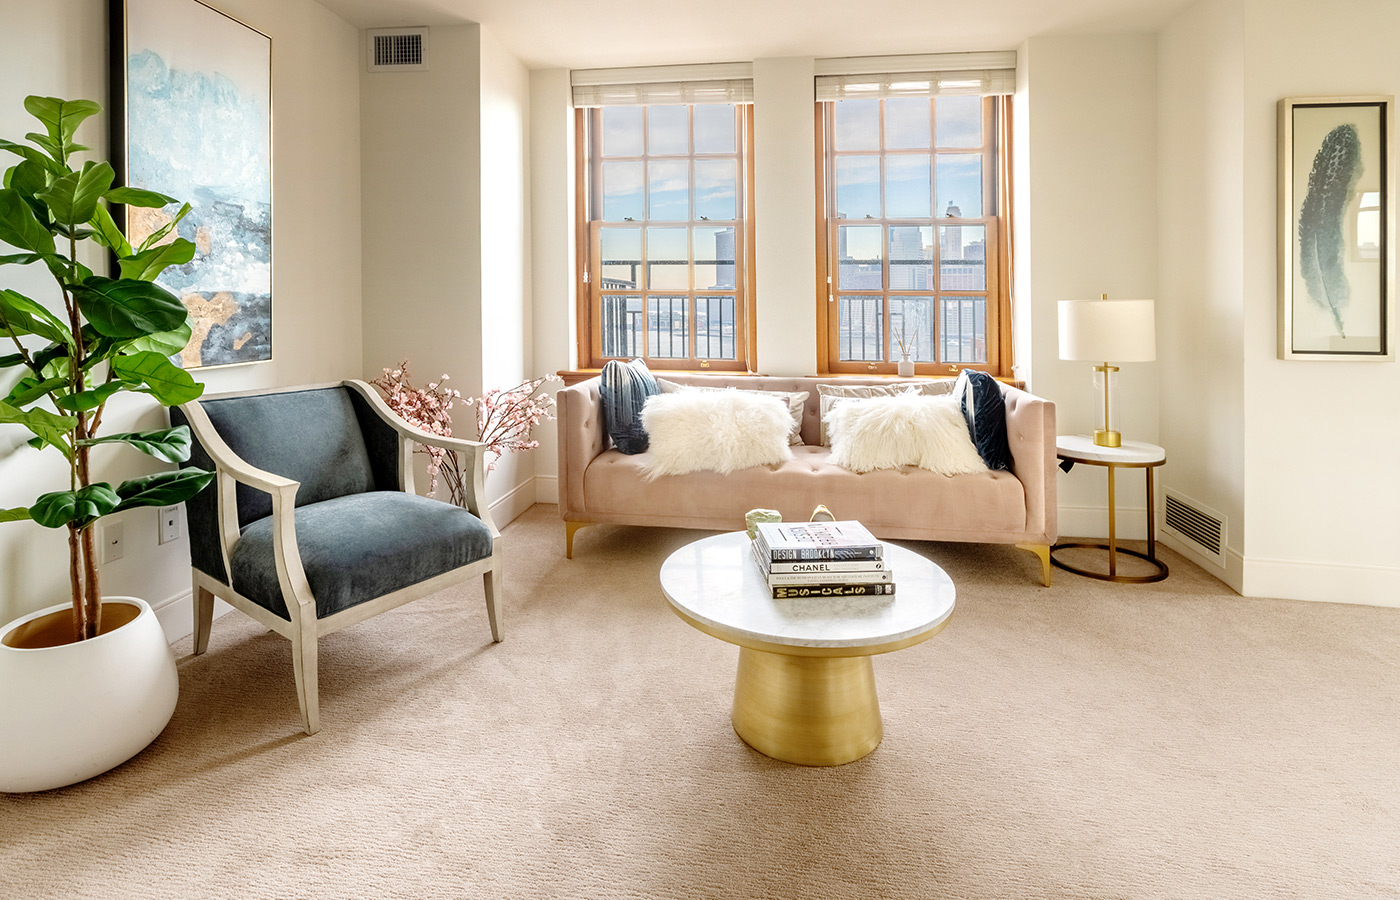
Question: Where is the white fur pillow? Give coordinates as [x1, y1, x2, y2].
[639, 389, 794, 479]
[827, 394, 987, 475]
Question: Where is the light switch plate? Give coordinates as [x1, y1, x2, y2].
[101, 521, 125, 563]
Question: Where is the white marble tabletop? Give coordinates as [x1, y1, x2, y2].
[1056, 434, 1166, 465]
[659, 532, 955, 651]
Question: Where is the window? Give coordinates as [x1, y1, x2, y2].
[576, 99, 755, 371]
[816, 87, 1012, 376]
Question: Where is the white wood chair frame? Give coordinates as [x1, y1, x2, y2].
[180, 379, 502, 735]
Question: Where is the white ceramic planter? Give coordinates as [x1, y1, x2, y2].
[0, 597, 178, 793]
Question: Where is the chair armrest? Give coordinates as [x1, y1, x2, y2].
[557, 377, 607, 521]
[343, 380, 498, 537]
[999, 383, 1058, 544]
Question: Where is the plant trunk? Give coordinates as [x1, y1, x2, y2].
[67, 525, 86, 639]
[82, 524, 101, 638]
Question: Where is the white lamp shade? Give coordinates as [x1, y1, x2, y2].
[1058, 298, 1156, 362]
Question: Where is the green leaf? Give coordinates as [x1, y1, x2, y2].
[69, 276, 187, 338]
[0, 188, 57, 255]
[124, 320, 191, 357]
[111, 351, 203, 405]
[36, 161, 113, 227]
[0, 253, 43, 266]
[0, 289, 72, 346]
[25, 132, 63, 161]
[0, 399, 75, 454]
[6, 159, 52, 221]
[53, 381, 124, 412]
[89, 204, 132, 256]
[30, 483, 121, 528]
[80, 425, 193, 463]
[118, 238, 195, 282]
[0, 352, 24, 367]
[0, 507, 32, 523]
[0, 139, 61, 175]
[136, 203, 190, 252]
[4, 374, 66, 407]
[104, 187, 176, 208]
[23, 97, 100, 161]
[114, 468, 213, 513]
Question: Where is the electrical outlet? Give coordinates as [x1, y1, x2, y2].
[101, 521, 125, 563]
[159, 505, 182, 545]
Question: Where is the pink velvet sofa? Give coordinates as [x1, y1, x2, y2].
[556, 374, 1058, 585]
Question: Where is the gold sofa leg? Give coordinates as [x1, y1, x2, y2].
[1016, 542, 1052, 587]
[565, 521, 590, 559]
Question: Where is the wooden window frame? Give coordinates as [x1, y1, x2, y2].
[815, 96, 1012, 377]
[574, 105, 757, 372]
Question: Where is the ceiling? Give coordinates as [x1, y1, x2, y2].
[315, 0, 1198, 70]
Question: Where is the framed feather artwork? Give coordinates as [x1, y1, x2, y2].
[1278, 96, 1394, 360]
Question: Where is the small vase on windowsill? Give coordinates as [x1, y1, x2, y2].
[896, 358, 915, 377]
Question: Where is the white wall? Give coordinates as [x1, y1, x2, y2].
[1157, 0, 1247, 588]
[1018, 34, 1161, 540]
[0, 0, 362, 632]
[1236, 0, 1400, 604]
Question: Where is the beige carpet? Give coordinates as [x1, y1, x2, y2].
[3, 504, 1397, 899]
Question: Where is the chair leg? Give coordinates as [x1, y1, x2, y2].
[192, 582, 215, 655]
[565, 520, 589, 559]
[289, 605, 320, 735]
[483, 563, 503, 643]
[1016, 542, 1053, 587]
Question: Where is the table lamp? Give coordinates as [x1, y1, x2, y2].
[1057, 294, 1156, 448]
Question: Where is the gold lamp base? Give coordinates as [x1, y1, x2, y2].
[1093, 429, 1121, 448]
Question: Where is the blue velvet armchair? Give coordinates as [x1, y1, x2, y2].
[172, 380, 502, 734]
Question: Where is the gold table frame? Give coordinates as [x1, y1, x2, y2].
[1051, 437, 1169, 584]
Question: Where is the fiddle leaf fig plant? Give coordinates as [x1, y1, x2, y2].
[0, 96, 213, 641]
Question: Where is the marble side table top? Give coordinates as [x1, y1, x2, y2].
[660, 531, 955, 653]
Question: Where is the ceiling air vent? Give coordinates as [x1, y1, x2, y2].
[368, 27, 428, 72]
[1163, 489, 1225, 563]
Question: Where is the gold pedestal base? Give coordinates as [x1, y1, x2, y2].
[1093, 429, 1121, 448]
[731, 647, 883, 766]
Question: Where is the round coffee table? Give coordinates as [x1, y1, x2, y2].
[659, 531, 955, 766]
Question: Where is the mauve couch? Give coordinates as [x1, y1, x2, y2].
[556, 373, 1058, 584]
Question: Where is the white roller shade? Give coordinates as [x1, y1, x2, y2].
[572, 62, 754, 107]
[814, 51, 1016, 100]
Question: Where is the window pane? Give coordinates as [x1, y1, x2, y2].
[645, 227, 688, 290]
[694, 104, 735, 153]
[600, 227, 641, 288]
[937, 153, 982, 218]
[602, 161, 644, 221]
[941, 296, 987, 363]
[837, 224, 882, 291]
[939, 224, 987, 291]
[601, 107, 643, 156]
[834, 99, 879, 151]
[835, 156, 880, 219]
[890, 296, 936, 361]
[695, 295, 737, 359]
[648, 295, 690, 358]
[884, 97, 930, 149]
[936, 96, 982, 148]
[838, 295, 883, 361]
[694, 159, 737, 221]
[885, 155, 931, 218]
[647, 105, 689, 155]
[888, 226, 933, 291]
[600, 294, 643, 358]
[648, 160, 689, 221]
[695, 225, 736, 290]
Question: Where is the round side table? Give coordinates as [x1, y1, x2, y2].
[1052, 435, 1169, 583]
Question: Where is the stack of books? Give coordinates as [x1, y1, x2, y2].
[751, 520, 894, 598]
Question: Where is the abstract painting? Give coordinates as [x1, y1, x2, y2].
[112, 0, 272, 368]
[1278, 96, 1394, 360]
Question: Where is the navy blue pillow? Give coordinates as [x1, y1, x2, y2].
[954, 370, 1012, 471]
[600, 359, 659, 454]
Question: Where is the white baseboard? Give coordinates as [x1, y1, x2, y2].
[1057, 504, 1151, 541]
[1158, 532, 1244, 593]
[152, 588, 236, 645]
[534, 474, 558, 504]
[1242, 556, 1400, 608]
[489, 476, 538, 529]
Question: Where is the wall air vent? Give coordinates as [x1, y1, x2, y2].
[367, 27, 428, 72]
[1163, 489, 1226, 564]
